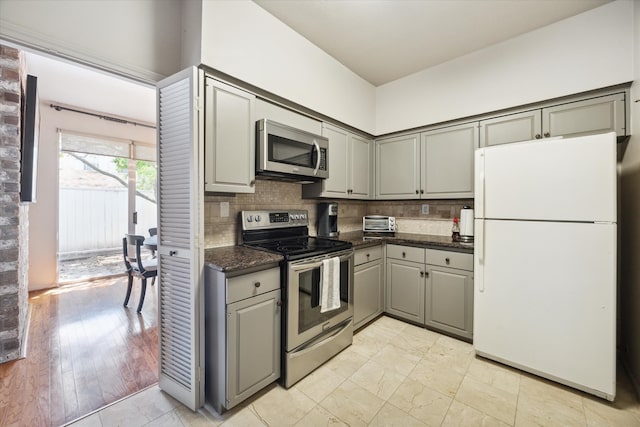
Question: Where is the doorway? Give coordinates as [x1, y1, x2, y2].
[57, 131, 157, 284]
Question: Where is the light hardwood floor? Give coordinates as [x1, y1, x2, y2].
[0, 277, 158, 426]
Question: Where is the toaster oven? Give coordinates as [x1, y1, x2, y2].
[363, 215, 396, 233]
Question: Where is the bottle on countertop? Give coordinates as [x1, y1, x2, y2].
[452, 217, 460, 241]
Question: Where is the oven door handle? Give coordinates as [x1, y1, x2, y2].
[291, 320, 352, 357]
[290, 253, 352, 272]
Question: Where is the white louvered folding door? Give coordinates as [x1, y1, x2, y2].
[156, 67, 205, 410]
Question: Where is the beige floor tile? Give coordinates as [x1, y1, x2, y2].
[295, 364, 347, 403]
[371, 343, 421, 376]
[387, 377, 452, 426]
[515, 375, 586, 427]
[219, 406, 266, 427]
[370, 315, 411, 335]
[368, 402, 427, 426]
[99, 386, 180, 427]
[249, 385, 315, 426]
[426, 338, 474, 376]
[442, 400, 511, 427]
[455, 376, 518, 425]
[144, 409, 186, 427]
[410, 356, 466, 397]
[350, 359, 406, 400]
[391, 325, 440, 357]
[584, 398, 640, 427]
[319, 379, 385, 427]
[293, 405, 348, 426]
[176, 405, 225, 426]
[324, 346, 369, 378]
[466, 358, 521, 395]
[352, 329, 393, 359]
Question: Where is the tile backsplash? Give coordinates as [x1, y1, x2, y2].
[204, 179, 473, 248]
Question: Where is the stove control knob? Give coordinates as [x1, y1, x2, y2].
[255, 215, 261, 222]
[301, 214, 306, 220]
[247, 215, 253, 222]
[292, 214, 299, 220]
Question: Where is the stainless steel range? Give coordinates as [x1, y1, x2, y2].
[241, 209, 354, 388]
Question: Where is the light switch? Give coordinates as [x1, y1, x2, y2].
[422, 204, 429, 215]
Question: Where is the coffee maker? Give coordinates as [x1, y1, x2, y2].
[317, 202, 339, 237]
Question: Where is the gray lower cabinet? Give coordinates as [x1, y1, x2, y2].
[424, 249, 474, 341]
[353, 246, 384, 330]
[385, 245, 425, 324]
[205, 266, 281, 413]
[385, 244, 474, 340]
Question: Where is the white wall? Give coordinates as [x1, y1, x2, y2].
[620, 0, 640, 397]
[199, 0, 376, 134]
[376, 0, 635, 135]
[0, 0, 182, 82]
[29, 104, 156, 291]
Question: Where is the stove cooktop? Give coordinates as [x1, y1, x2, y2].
[245, 236, 352, 261]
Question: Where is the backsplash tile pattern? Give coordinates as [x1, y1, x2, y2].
[204, 179, 473, 248]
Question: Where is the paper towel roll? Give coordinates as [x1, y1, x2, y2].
[460, 208, 474, 237]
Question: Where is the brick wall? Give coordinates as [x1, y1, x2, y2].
[0, 44, 28, 362]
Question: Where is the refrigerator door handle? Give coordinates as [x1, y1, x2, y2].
[477, 219, 485, 292]
[475, 150, 485, 218]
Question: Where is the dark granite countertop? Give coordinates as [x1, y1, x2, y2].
[204, 231, 472, 273]
[204, 246, 283, 273]
[338, 231, 474, 254]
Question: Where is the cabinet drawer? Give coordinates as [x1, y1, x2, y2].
[227, 268, 280, 304]
[355, 246, 383, 266]
[386, 244, 424, 263]
[425, 249, 473, 271]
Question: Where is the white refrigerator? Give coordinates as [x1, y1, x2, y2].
[474, 132, 617, 401]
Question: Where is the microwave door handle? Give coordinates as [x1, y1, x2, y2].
[312, 140, 321, 176]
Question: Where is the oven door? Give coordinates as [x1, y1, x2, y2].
[286, 249, 353, 351]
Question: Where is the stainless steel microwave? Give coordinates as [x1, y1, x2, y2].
[256, 119, 329, 181]
[363, 215, 396, 233]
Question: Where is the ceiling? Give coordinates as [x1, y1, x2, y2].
[254, 0, 611, 86]
[22, 0, 610, 124]
[24, 52, 157, 125]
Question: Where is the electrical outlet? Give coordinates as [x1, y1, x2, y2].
[220, 202, 229, 217]
[422, 204, 430, 215]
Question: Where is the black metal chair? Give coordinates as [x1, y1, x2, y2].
[122, 234, 157, 313]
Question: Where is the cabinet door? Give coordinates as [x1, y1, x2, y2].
[321, 123, 349, 197]
[542, 93, 626, 139]
[479, 110, 542, 147]
[354, 260, 383, 330]
[385, 259, 424, 324]
[421, 122, 478, 198]
[349, 134, 372, 199]
[204, 79, 255, 193]
[226, 289, 281, 409]
[425, 266, 473, 340]
[375, 134, 420, 199]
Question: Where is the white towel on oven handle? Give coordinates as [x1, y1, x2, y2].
[320, 257, 341, 313]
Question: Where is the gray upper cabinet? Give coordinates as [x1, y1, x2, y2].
[480, 92, 626, 147]
[421, 122, 478, 198]
[479, 110, 542, 147]
[374, 134, 420, 199]
[204, 79, 256, 193]
[374, 124, 477, 200]
[303, 123, 372, 199]
[542, 93, 625, 139]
